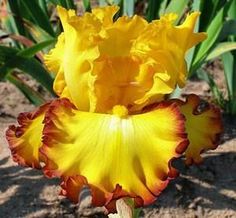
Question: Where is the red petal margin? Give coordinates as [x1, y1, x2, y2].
[41, 98, 189, 212]
[6, 103, 50, 169]
[41, 98, 77, 178]
[60, 175, 144, 213]
[172, 94, 223, 165]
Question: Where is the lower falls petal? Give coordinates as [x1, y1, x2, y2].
[174, 94, 223, 165]
[41, 98, 188, 211]
[6, 103, 50, 169]
[5, 94, 223, 211]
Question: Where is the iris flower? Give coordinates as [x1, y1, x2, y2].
[6, 6, 222, 213]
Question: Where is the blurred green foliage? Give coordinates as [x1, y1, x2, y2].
[0, 0, 59, 105]
[0, 0, 236, 114]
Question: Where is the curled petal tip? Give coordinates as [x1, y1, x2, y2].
[173, 94, 223, 165]
[6, 103, 50, 169]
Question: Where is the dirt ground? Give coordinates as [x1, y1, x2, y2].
[0, 71, 236, 217]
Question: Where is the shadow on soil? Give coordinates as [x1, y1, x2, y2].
[0, 157, 76, 218]
[1, 151, 236, 218]
[146, 151, 236, 213]
[222, 115, 236, 141]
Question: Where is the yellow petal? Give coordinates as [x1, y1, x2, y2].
[44, 33, 65, 75]
[132, 12, 206, 89]
[177, 95, 223, 164]
[92, 5, 119, 27]
[98, 15, 147, 57]
[92, 12, 205, 112]
[168, 12, 207, 86]
[176, 12, 207, 51]
[132, 52, 179, 110]
[93, 56, 142, 113]
[55, 6, 101, 111]
[41, 98, 188, 210]
[45, 7, 206, 113]
[6, 103, 49, 169]
[52, 68, 66, 96]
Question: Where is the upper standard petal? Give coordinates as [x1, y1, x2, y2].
[44, 6, 206, 113]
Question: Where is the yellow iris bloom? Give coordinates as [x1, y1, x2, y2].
[6, 6, 222, 213]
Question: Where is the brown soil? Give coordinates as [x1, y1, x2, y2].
[0, 76, 236, 218]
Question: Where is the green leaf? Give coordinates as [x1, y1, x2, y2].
[193, 9, 224, 65]
[24, 19, 55, 42]
[222, 52, 235, 101]
[48, 0, 75, 9]
[0, 46, 18, 64]
[49, 0, 67, 8]
[104, 0, 121, 5]
[6, 72, 46, 106]
[0, 46, 54, 94]
[83, 0, 91, 12]
[114, 0, 121, 4]
[47, 0, 58, 5]
[146, 0, 164, 22]
[218, 20, 236, 41]
[198, 0, 228, 32]
[191, 1, 231, 74]
[186, 0, 201, 70]
[19, 0, 55, 37]
[231, 101, 236, 115]
[2, 17, 19, 42]
[164, 0, 189, 23]
[228, 0, 236, 19]
[196, 68, 225, 108]
[98, 0, 108, 6]
[37, 0, 48, 15]
[18, 39, 56, 58]
[123, 0, 134, 16]
[165, 0, 188, 14]
[159, 0, 168, 16]
[7, 0, 27, 37]
[206, 42, 236, 61]
[65, 0, 76, 9]
[9, 57, 54, 94]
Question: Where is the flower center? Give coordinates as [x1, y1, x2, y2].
[112, 105, 129, 118]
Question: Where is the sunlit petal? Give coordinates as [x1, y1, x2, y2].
[44, 33, 65, 75]
[46, 6, 205, 113]
[175, 94, 223, 164]
[92, 5, 119, 27]
[41, 98, 188, 210]
[6, 103, 50, 168]
[53, 6, 101, 111]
